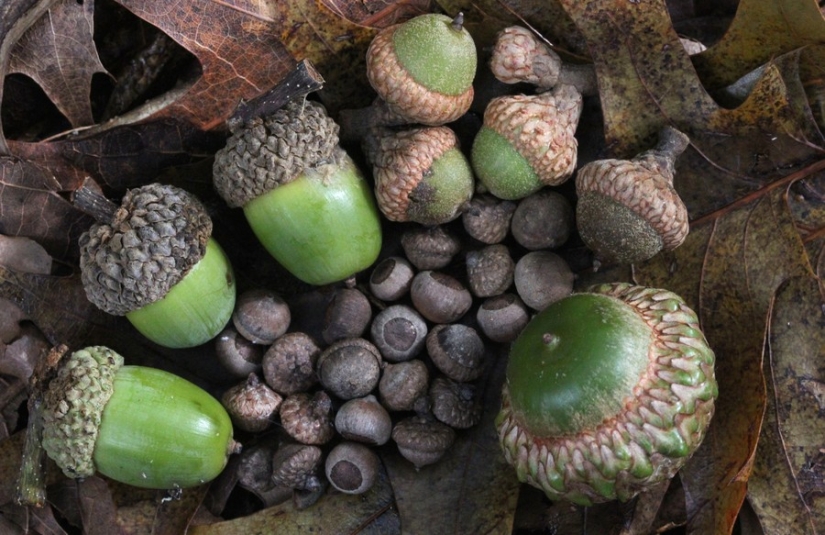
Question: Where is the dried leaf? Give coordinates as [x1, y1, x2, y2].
[0, 265, 114, 347]
[381, 349, 519, 535]
[9, 0, 108, 128]
[111, 0, 295, 130]
[749, 275, 825, 533]
[555, 0, 820, 157]
[188, 467, 400, 535]
[692, 0, 825, 88]
[0, 236, 52, 275]
[630, 187, 813, 534]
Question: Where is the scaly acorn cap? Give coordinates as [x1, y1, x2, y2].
[575, 126, 690, 264]
[41, 346, 123, 478]
[368, 125, 474, 225]
[496, 283, 717, 505]
[366, 13, 476, 126]
[490, 26, 562, 87]
[212, 99, 340, 208]
[79, 183, 211, 316]
[472, 86, 582, 199]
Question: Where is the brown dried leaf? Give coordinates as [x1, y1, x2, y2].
[111, 0, 295, 130]
[381, 348, 520, 535]
[554, 0, 821, 157]
[692, 0, 825, 88]
[629, 187, 813, 534]
[749, 275, 825, 533]
[189, 467, 400, 535]
[9, 0, 108, 128]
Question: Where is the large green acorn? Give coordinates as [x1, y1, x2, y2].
[496, 282, 717, 505]
[79, 183, 236, 348]
[213, 99, 382, 286]
[36, 346, 238, 490]
[366, 13, 477, 126]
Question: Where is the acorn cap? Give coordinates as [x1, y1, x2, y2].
[575, 127, 690, 264]
[496, 283, 717, 505]
[366, 14, 476, 126]
[212, 99, 340, 208]
[41, 346, 124, 478]
[474, 86, 582, 196]
[490, 26, 562, 86]
[79, 183, 212, 316]
[370, 126, 473, 225]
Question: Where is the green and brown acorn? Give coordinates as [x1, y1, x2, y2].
[213, 99, 382, 286]
[366, 13, 477, 126]
[79, 183, 235, 349]
[496, 282, 717, 505]
[18, 346, 239, 503]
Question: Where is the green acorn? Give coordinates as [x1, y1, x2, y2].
[32, 346, 238, 491]
[496, 283, 717, 505]
[366, 13, 477, 125]
[79, 183, 235, 348]
[471, 85, 582, 200]
[213, 99, 382, 286]
[367, 125, 475, 225]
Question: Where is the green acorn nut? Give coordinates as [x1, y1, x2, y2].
[496, 282, 717, 505]
[213, 99, 382, 286]
[79, 183, 236, 348]
[366, 13, 477, 125]
[39, 346, 238, 489]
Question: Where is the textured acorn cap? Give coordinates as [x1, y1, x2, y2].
[366, 15, 475, 126]
[212, 99, 340, 208]
[474, 86, 582, 196]
[576, 127, 690, 264]
[496, 283, 717, 505]
[370, 125, 473, 225]
[79, 183, 211, 316]
[490, 26, 562, 86]
[41, 346, 124, 478]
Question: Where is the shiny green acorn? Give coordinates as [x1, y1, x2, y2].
[37, 346, 238, 490]
[496, 283, 717, 505]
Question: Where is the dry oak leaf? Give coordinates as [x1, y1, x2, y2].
[111, 0, 295, 130]
[9, 0, 108, 128]
[633, 185, 813, 535]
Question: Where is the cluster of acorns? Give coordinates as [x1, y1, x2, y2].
[215, 184, 581, 498]
[20, 11, 717, 512]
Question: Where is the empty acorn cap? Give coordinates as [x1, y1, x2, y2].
[576, 126, 690, 265]
[79, 183, 211, 316]
[490, 26, 562, 86]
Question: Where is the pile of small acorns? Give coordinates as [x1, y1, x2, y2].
[30, 10, 694, 511]
[215, 180, 579, 502]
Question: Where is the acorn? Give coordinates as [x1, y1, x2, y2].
[471, 86, 583, 200]
[213, 99, 382, 286]
[79, 183, 235, 349]
[496, 283, 717, 505]
[365, 13, 477, 126]
[575, 126, 690, 265]
[31, 346, 238, 491]
[367, 125, 475, 225]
